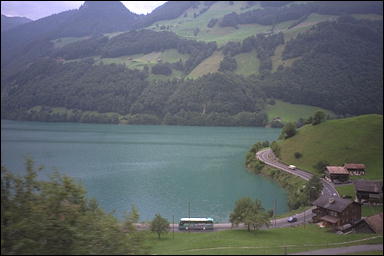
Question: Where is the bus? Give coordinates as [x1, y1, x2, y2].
[178, 217, 214, 231]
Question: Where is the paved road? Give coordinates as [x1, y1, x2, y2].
[135, 207, 315, 232]
[256, 148, 339, 198]
[290, 244, 383, 255]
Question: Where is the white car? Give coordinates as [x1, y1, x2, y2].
[287, 216, 298, 223]
[288, 165, 296, 170]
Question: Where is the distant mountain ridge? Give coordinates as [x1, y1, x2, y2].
[1, 1, 194, 67]
[1, 14, 31, 32]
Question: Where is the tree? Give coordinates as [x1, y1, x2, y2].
[294, 152, 302, 159]
[219, 56, 237, 72]
[150, 214, 170, 239]
[313, 160, 330, 174]
[304, 175, 323, 202]
[270, 141, 281, 158]
[229, 197, 270, 232]
[123, 204, 140, 232]
[1, 158, 146, 255]
[312, 111, 326, 125]
[281, 122, 297, 139]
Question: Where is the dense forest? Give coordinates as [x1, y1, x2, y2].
[261, 17, 383, 115]
[1, 58, 268, 126]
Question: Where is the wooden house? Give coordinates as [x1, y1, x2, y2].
[354, 213, 383, 234]
[353, 180, 383, 203]
[325, 166, 350, 184]
[344, 163, 366, 176]
[312, 196, 361, 230]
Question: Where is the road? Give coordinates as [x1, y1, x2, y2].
[256, 148, 339, 198]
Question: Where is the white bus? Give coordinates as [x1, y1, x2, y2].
[178, 217, 214, 231]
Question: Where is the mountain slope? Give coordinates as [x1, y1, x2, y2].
[1, 14, 31, 32]
[1, 1, 138, 67]
[278, 114, 383, 180]
[1, 1, 383, 125]
[261, 17, 383, 115]
[58, 1, 139, 37]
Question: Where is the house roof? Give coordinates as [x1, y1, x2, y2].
[312, 196, 355, 212]
[353, 180, 383, 193]
[344, 163, 366, 170]
[364, 213, 383, 234]
[326, 166, 349, 174]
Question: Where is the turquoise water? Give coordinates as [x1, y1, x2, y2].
[1, 120, 287, 222]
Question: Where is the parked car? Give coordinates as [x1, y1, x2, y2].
[287, 216, 298, 223]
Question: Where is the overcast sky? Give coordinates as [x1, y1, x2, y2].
[1, 1, 167, 20]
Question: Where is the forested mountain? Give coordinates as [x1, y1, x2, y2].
[1, 14, 31, 32]
[261, 17, 383, 115]
[1, 1, 383, 126]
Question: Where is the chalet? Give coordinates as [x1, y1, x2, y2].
[353, 180, 383, 203]
[312, 196, 361, 230]
[344, 163, 366, 176]
[325, 166, 350, 184]
[354, 213, 383, 234]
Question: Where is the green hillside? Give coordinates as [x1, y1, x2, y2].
[278, 114, 383, 180]
[266, 100, 335, 123]
[146, 1, 268, 47]
[186, 50, 224, 78]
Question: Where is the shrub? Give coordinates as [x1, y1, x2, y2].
[294, 152, 302, 159]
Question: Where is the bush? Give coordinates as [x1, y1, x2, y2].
[281, 122, 297, 139]
[312, 111, 326, 125]
[294, 152, 302, 159]
[151, 63, 172, 75]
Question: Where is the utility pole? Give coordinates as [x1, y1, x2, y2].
[274, 199, 277, 227]
[188, 201, 190, 233]
[303, 209, 306, 228]
[172, 215, 174, 240]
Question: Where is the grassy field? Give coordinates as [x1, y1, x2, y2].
[145, 225, 382, 255]
[96, 49, 189, 69]
[234, 49, 260, 76]
[278, 114, 383, 180]
[265, 99, 334, 123]
[51, 36, 89, 48]
[336, 185, 356, 199]
[341, 251, 384, 255]
[147, 1, 272, 47]
[362, 205, 384, 217]
[186, 50, 224, 78]
[351, 14, 383, 21]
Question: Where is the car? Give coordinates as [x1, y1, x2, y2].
[287, 216, 298, 223]
[288, 165, 296, 170]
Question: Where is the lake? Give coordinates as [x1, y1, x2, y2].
[1, 120, 287, 222]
